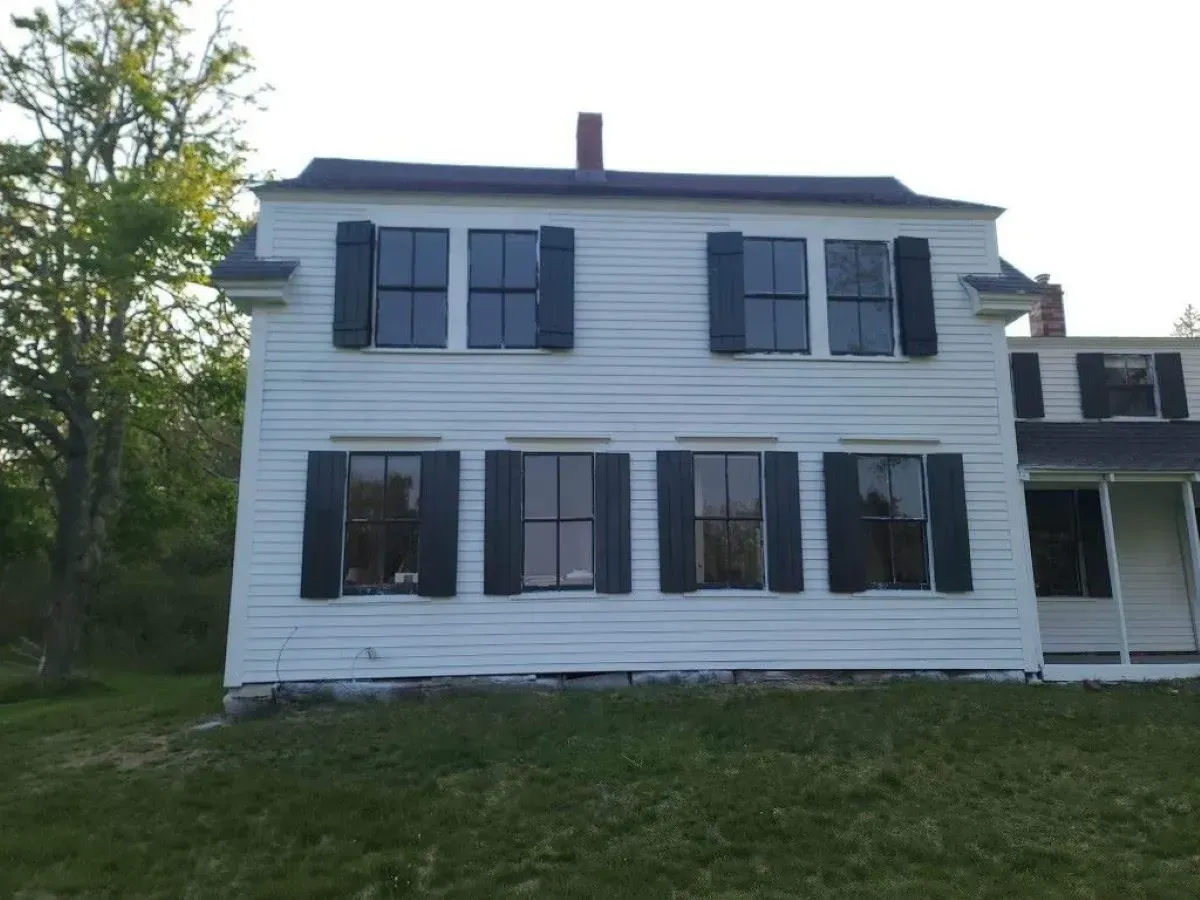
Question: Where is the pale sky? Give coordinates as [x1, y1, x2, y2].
[213, 1, 1194, 335]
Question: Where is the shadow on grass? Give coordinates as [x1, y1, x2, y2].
[0, 675, 113, 706]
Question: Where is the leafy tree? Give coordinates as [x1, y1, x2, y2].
[1172, 304, 1200, 338]
[0, 0, 260, 681]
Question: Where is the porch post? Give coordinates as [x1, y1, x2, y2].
[1179, 481, 1200, 648]
[1099, 478, 1131, 665]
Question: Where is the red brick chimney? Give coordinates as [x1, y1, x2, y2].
[576, 112, 604, 179]
[1030, 273, 1067, 337]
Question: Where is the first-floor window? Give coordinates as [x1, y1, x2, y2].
[694, 453, 764, 588]
[343, 453, 421, 594]
[1027, 489, 1097, 597]
[523, 453, 594, 589]
[858, 455, 929, 589]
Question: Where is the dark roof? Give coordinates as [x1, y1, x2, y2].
[1016, 421, 1200, 472]
[210, 225, 298, 282]
[962, 259, 1042, 295]
[255, 158, 1002, 212]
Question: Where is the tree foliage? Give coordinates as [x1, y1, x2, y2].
[1172, 304, 1200, 338]
[0, 0, 260, 679]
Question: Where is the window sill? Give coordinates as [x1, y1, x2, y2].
[361, 347, 552, 356]
[1037, 595, 1108, 603]
[852, 589, 949, 599]
[332, 593, 438, 605]
[733, 353, 911, 363]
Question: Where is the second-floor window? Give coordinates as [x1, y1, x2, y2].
[376, 228, 449, 348]
[744, 238, 809, 352]
[1104, 354, 1156, 416]
[826, 240, 893, 356]
[469, 230, 538, 349]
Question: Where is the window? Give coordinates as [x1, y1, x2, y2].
[375, 228, 448, 348]
[694, 453, 764, 588]
[523, 454, 594, 589]
[826, 240, 894, 356]
[343, 453, 421, 594]
[858, 455, 929, 589]
[1026, 489, 1099, 597]
[469, 231, 538, 348]
[1104, 354, 1156, 416]
[744, 238, 809, 352]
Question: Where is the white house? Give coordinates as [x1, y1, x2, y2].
[213, 113, 1199, 695]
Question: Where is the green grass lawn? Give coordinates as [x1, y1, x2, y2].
[3, 677, 1200, 899]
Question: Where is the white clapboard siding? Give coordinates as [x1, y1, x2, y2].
[1008, 337, 1200, 422]
[226, 194, 1032, 685]
[1037, 483, 1198, 653]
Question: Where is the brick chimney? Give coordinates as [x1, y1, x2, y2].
[1030, 273, 1067, 337]
[576, 112, 604, 180]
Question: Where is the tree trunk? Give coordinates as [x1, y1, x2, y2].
[40, 419, 92, 683]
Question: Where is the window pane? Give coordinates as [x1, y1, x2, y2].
[727, 455, 762, 517]
[1026, 490, 1078, 537]
[1105, 354, 1149, 386]
[1110, 386, 1155, 417]
[774, 241, 807, 294]
[825, 242, 858, 297]
[743, 239, 774, 294]
[504, 232, 538, 289]
[856, 243, 891, 297]
[696, 520, 728, 586]
[412, 291, 447, 347]
[1032, 536, 1084, 596]
[889, 457, 924, 519]
[523, 521, 557, 588]
[864, 520, 892, 587]
[413, 231, 448, 288]
[377, 229, 413, 287]
[859, 300, 894, 355]
[559, 455, 593, 519]
[376, 290, 413, 347]
[347, 455, 386, 519]
[1103, 355, 1128, 386]
[385, 455, 420, 519]
[524, 455, 558, 519]
[858, 456, 891, 517]
[468, 292, 503, 348]
[745, 297, 775, 351]
[694, 454, 727, 517]
[504, 293, 538, 348]
[775, 298, 808, 352]
[344, 522, 384, 587]
[890, 522, 928, 588]
[828, 299, 859, 355]
[727, 521, 763, 587]
[385, 522, 420, 589]
[559, 521, 594, 587]
[469, 232, 504, 289]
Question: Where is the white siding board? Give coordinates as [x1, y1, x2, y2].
[227, 196, 1031, 685]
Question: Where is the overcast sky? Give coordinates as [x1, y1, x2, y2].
[214, 0, 1196, 336]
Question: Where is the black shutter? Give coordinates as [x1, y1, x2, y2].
[894, 236, 937, 357]
[538, 226, 575, 349]
[764, 451, 804, 592]
[1077, 353, 1109, 419]
[823, 453, 866, 593]
[1155, 352, 1189, 419]
[595, 453, 632, 594]
[926, 454, 974, 592]
[333, 220, 375, 348]
[656, 450, 696, 592]
[300, 451, 348, 599]
[417, 451, 460, 597]
[484, 450, 523, 596]
[1010, 352, 1045, 419]
[707, 232, 745, 353]
[1077, 489, 1113, 598]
